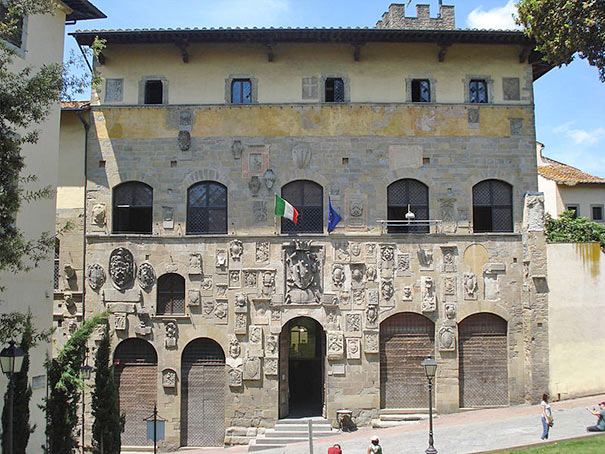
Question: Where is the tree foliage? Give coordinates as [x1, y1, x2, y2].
[516, 0, 605, 82]
[44, 313, 107, 454]
[91, 322, 123, 454]
[545, 210, 605, 249]
[0, 311, 41, 454]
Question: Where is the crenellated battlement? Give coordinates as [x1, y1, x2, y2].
[376, 3, 455, 30]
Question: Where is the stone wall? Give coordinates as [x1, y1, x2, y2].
[376, 4, 455, 30]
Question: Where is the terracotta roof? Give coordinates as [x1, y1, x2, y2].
[538, 158, 605, 185]
[61, 100, 90, 110]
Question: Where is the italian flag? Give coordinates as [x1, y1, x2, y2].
[275, 194, 299, 224]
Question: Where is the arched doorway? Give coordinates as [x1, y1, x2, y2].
[181, 338, 226, 447]
[113, 338, 157, 446]
[459, 313, 508, 407]
[279, 317, 325, 417]
[380, 312, 435, 408]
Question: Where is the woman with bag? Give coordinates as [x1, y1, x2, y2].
[540, 393, 553, 440]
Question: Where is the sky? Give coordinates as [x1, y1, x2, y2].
[65, 0, 605, 177]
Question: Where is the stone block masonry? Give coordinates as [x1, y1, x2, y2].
[376, 4, 455, 30]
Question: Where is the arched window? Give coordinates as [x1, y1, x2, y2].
[387, 179, 429, 233]
[112, 182, 153, 234]
[187, 181, 227, 234]
[157, 274, 185, 315]
[472, 180, 513, 232]
[281, 180, 323, 233]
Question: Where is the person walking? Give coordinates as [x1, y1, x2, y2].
[367, 435, 382, 454]
[586, 401, 605, 432]
[540, 393, 553, 440]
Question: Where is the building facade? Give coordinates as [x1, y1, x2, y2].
[64, 3, 552, 448]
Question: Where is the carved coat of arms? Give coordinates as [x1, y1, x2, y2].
[284, 240, 322, 304]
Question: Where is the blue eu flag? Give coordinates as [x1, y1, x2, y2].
[327, 197, 342, 233]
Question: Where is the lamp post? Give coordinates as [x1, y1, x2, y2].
[0, 340, 25, 454]
[80, 363, 93, 454]
[422, 353, 438, 454]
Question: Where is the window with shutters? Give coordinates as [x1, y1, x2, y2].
[187, 181, 227, 234]
[387, 179, 429, 233]
[112, 182, 153, 234]
[469, 79, 488, 103]
[157, 274, 185, 315]
[472, 179, 513, 232]
[281, 180, 323, 234]
[325, 78, 345, 103]
[411, 79, 431, 102]
[231, 79, 252, 104]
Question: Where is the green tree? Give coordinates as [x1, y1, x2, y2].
[516, 0, 605, 82]
[545, 210, 605, 249]
[91, 322, 123, 454]
[0, 311, 50, 454]
[44, 313, 107, 454]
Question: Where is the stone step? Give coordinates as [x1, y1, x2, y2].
[273, 423, 332, 431]
[379, 408, 433, 415]
[265, 429, 334, 437]
[248, 417, 336, 452]
[380, 413, 429, 422]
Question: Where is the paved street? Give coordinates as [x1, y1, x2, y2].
[181, 393, 605, 454]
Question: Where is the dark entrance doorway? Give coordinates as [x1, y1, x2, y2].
[279, 317, 325, 418]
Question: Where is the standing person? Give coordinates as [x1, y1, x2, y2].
[586, 401, 605, 432]
[367, 435, 382, 454]
[540, 393, 553, 440]
[328, 444, 342, 454]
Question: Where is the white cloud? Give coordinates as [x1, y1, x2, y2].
[466, 0, 519, 30]
[202, 0, 291, 27]
[553, 122, 605, 145]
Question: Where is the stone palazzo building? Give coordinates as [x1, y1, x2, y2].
[61, 3, 554, 449]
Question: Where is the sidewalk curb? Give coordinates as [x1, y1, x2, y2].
[469, 432, 605, 453]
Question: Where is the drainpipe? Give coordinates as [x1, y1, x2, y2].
[76, 104, 90, 454]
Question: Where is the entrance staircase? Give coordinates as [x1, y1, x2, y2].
[248, 417, 336, 451]
[371, 408, 436, 428]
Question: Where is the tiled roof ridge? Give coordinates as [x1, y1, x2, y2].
[73, 26, 525, 33]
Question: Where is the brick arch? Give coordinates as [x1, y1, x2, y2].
[457, 301, 512, 324]
[278, 170, 330, 190]
[106, 172, 161, 192]
[181, 168, 233, 192]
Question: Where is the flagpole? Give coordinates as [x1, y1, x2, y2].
[273, 193, 278, 234]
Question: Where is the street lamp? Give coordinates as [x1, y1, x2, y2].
[80, 363, 93, 454]
[0, 340, 25, 454]
[422, 353, 438, 454]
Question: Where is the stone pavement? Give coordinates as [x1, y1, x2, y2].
[179, 393, 605, 454]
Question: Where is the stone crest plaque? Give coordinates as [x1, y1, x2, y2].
[284, 240, 322, 304]
[109, 247, 135, 290]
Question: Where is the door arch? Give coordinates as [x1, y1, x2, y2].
[181, 338, 226, 447]
[114, 338, 158, 446]
[380, 312, 435, 408]
[279, 317, 325, 418]
[459, 313, 508, 407]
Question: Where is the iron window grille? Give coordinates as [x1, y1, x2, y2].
[592, 205, 603, 221]
[231, 79, 252, 104]
[114, 338, 158, 365]
[387, 179, 429, 233]
[281, 180, 323, 234]
[411, 79, 431, 102]
[469, 79, 488, 103]
[53, 240, 60, 291]
[156, 274, 185, 315]
[187, 181, 227, 234]
[113, 182, 153, 234]
[472, 179, 513, 232]
[325, 78, 345, 103]
[144, 80, 163, 104]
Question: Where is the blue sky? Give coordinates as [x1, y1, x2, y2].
[66, 0, 605, 177]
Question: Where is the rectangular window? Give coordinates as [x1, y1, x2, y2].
[0, 3, 23, 48]
[53, 240, 60, 291]
[231, 79, 252, 104]
[469, 79, 488, 103]
[591, 205, 603, 221]
[565, 204, 579, 219]
[325, 78, 345, 103]
[144, 80, 163, 104]
[411, 79, 430, 102]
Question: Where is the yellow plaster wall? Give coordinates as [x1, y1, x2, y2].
[95, 42, 532, 105]
[57, 110, 86, 209]
[548, 243, 605, 398]
[96, 103, 532, 140]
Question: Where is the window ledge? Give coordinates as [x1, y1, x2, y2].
[152, 314, 190, 320]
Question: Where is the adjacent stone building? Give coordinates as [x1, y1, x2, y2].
[62, 3, 554, 449]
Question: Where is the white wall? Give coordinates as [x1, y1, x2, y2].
[548, 243, 605, 399]
[558, 184, 605, 223]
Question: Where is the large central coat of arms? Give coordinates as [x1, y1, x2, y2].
[283, 240, 322, 304]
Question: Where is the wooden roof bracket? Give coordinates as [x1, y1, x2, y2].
[96, 51, 106, 65]
[353, 43, 364, 62]
[176, 40, 189, 63]
[438, 43, 450, 62]
[265, 43, 274, 62]
[519, 46, 531, 63]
